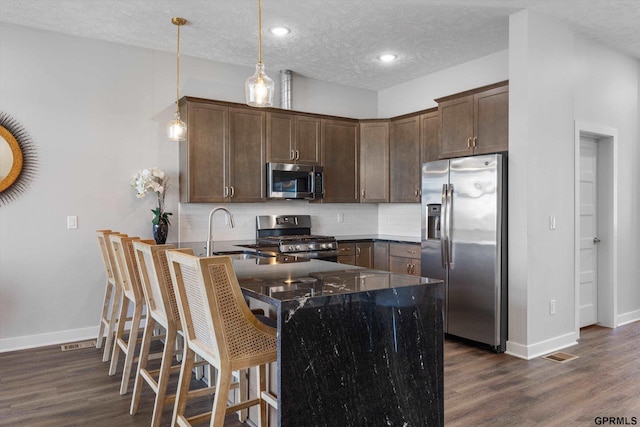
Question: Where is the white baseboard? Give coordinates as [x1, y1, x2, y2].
[0, 318, 148, 353]
[0, 326, 99, 353]
[505, 331, 578, 360]
[616, 310, 640, 326]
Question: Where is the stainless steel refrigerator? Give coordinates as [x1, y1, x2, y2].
[421, 153, 506, 352]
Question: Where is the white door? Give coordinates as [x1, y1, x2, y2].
[579, 136, 598, 327]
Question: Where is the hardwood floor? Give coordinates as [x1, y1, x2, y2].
[445, 323, 640, 426]
[1, 323, 639, 426]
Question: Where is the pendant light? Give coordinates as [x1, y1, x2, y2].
[245, 0, 275, 107]
[167, 17, 187, 141]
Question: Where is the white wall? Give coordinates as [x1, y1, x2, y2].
[507, 10, 578, 358]
[0, 23, 377, 351]
[506, 10, 640, 359]
[572, 35, 640, 323]
[378, 50, 509, 118]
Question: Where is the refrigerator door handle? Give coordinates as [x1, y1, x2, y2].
[447, 183, 454, 267]
[441, 184, 448, 268]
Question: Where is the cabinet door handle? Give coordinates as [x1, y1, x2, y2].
[361, 190, 365, 198]
[230, 186, 235, 197]
[224, 186, 229, 198]
[290, 150, 295, 160]
[473, 136, 478, 148]
[356, 247, 361, 257]
[406, 263, 411, 273]
[296, 150, 300, 160]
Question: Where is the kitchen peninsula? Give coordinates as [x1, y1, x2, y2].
[229, 255, 445, 427]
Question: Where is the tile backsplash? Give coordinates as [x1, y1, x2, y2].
[177, 201, 421, 243]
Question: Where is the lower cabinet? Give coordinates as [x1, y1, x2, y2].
[337, 242, 373, 268]
[373, 242, 389, 271]
[338, 240, 420, 276]
[388, 243, 421, 276]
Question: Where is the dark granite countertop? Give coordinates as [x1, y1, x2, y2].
[334, 234, 420, 244]
[238, 267, 440, 305]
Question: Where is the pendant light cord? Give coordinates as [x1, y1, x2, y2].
[258, 0, 263, 65]
[175, 21, 181, 114]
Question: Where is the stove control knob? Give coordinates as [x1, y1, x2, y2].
[320, 243, 328, 249]
[288, 245, 295, 252]
[295, 245, 302, 251]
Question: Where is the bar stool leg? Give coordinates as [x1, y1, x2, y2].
[172, 346, 196, 427]
[109, 295, 129, 375]
[150, 325, 178, 427]
[130, 316, 156, 415]
[96, 279, 112, 349]
[120, 302, 143, 395]
[102, 286, 122, 362]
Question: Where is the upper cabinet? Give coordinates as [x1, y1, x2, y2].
[359, 120, 389, 203]
[390, 114, 421, 203]
[420, 108, 440, 163]
[437, 81, 508, 159]
[320, 118, 359, 203]
[179, 98, 266, 203]
[266, 112, 321, 165]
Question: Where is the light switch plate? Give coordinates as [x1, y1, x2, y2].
[67, 215, 78, 230]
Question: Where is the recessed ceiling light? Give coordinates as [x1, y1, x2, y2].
[378, 54, 397, 63]
[269, 26, 290, 36]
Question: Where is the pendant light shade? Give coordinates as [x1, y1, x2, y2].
[245, 0, 274, 107]
[168, 17, 187, 141]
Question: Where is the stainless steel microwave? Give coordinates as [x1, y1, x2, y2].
[266, 163, 324, 200]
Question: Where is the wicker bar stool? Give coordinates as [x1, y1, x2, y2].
[95, 230, 127, 362]
[108, 234, 157, 395]
[130, 242, 215, 426]
[167, 251, 278, 427]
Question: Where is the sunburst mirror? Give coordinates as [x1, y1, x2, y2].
[0, 112, 37, 206]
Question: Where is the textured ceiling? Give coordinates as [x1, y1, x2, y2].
[0, 0, 638, 90]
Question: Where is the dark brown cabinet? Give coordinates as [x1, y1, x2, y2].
[437, 82, 508, 159]
[320, 119, 359, 203]
[337, 241, 373, 268]
[359, 120, 389, 203]
[266, 112, 321, 165]
[420, 108, 440, 163]
[373, 242, 389, 271]
[388, 243, 421, 276]
[389, 115, 421, 203]
[179, 98, 266, 203]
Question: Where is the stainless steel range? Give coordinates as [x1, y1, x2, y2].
[255, 215, 338, 260]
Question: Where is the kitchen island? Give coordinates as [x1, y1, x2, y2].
[230, 257, 444, 427]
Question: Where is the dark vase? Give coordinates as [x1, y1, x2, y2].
[153, 218, 169, 244]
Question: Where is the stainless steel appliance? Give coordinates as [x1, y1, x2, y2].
[266, 163, 324, 200]
[421, 153, 507, 352]
[253, 215, 338, 261]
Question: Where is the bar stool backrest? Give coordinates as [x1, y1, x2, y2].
[134, 241, 189, 329]
[97, 230, 126, 288]
[168, 251, 277, 368]
[110, 234, 154, 302]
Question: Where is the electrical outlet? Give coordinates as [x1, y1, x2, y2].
[550, 299, 556, 315]
[549, 216, 556, 230]
[337, 213, 344, 223]
[67, 215, 78, 230]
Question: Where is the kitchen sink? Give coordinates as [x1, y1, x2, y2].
[212, 250, 272, 260]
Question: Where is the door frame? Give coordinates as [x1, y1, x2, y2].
[574, 120, 618, 331]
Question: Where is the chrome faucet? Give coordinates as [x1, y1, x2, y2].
[206, 206, 235, 256]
